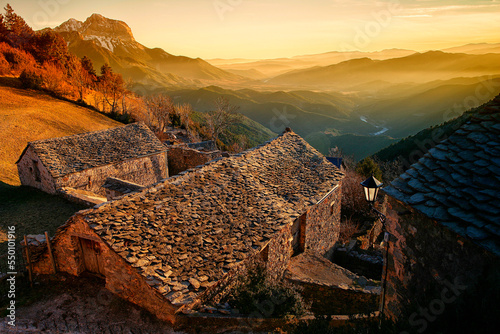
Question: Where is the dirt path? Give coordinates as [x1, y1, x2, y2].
[0, 274, 184, 333]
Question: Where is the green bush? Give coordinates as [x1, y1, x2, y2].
[355, 157, 382, 180]
[227, 261, 308, 318]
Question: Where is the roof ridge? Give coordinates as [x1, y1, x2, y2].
[28, 122, 146, 146]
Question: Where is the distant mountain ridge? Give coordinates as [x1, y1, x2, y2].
[53, 14, 247, 89]
[267, 51, 500, 90]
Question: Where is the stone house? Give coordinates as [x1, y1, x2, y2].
[382, 98, 500, 327]
[31, 129, 344, 324]
[166, 142, 222, 176]
[16, 123, 168, 196]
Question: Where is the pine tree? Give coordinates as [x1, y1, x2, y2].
[355, 157, 383, 180]
[2, 4, 33, 47]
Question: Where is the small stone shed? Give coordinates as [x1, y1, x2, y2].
[166, 141, 222, 176]
[31, 130, 344, 324]
[382, 97, 500, 324]
[16, 123, 168, 196]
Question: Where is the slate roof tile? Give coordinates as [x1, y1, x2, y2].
[76, 130, 343, 305]
[384, 96, 500, 256]
[20, 123, 166, 178]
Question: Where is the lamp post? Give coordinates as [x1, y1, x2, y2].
[361, 175, 386, 223]
[361, 175, 388, 326]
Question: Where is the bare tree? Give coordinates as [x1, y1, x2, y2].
[96, 64, 125, 115]
[143, 94, 175, 133]
[176, 103, 200, 142]
[205, 97, 242, 145]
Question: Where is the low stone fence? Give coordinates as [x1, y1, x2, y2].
[174, 312, 379, 333]
[286, 279, 379, 315]
[284, 252, 380, 315]
[57, 187, 106, 207]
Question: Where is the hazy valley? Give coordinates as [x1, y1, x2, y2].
[41, 13, 500, 160]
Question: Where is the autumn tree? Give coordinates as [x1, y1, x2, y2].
[205, 96, 242, 145]
[0, 4, 33, 48]
[97, 63, 125, 114]
[40, 62, 67, 96]
[30, 30, 69, 67]
[70, 56, 97, 102]
[81, 56, 96, 77]
[176, 103, 200, 142]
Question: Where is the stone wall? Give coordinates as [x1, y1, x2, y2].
[31, 215, 178, 324]
[18, 147, 167, 196]
[17, 146, 57, 194]
[197, 225, 295, 307]
[266, 224, 293, 280]
[383, 194, 498, 326]
[304, 184, 342, 257]
[54, 152, 167, 196]
[287, 280, 379, 315]
[167, 146, 221, 176]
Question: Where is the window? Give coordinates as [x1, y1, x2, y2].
[32, 160, 41, 182]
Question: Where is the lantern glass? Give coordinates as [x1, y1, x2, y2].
[361, 176, 383, 203]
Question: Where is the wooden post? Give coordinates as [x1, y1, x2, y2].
[23, 235, 33, 287]
[45, 232, 57, 274]
[378, 232, 390, 327]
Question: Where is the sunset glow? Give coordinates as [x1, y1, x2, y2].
[5, 0, 500, 59]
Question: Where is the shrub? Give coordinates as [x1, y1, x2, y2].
[0, 53, 9, 75]
[40, 62, 68, 97]
[19, 68, 42, 89]
[341, 170, 371, 221]
[339, 218, 361, 245]
[227, 261, 309, 318]
[0, 42, 36, 74]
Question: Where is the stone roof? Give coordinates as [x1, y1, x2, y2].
[187, 140, 218, 151]
[102, 177, 145, 195]
[19, 123, 166, 178]
[80, 130, 344, 307]
[384, 95, 500, 256]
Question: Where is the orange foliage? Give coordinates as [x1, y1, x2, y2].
[0, 41, 36, 75]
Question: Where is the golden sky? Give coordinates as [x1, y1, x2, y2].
[5, 0, 500, 59]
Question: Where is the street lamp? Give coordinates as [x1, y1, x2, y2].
[360, 174, 386, 224]
[361, 175, 383, 204]
[361, 174, 389, 324]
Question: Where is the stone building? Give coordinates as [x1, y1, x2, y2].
[16, 123, 168, 196]
[31, 129, 344, 324]
[166, 142, 222, 176]
[382, 97, 500, 328]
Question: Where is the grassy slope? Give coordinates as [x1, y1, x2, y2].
[0, 77, 121, 243]
[0, 77, 121, 185]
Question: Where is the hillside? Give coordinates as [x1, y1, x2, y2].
[355, 76, 500, 138]
[372, 94, 500, 167]
[164, 86, 357, 138]
[0, 77, 121, 185]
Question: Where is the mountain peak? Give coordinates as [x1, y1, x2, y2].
[55, 13, 135, 51]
